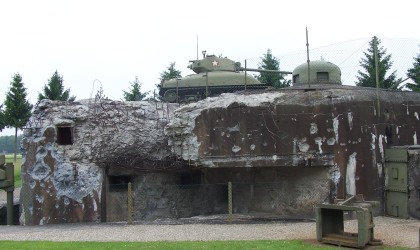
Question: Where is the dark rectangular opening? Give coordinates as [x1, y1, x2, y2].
[109, 175, 133, 192]
[178, 171, 201, 188]
[293, 74, 299, 84]
[57, 126, 73, 145]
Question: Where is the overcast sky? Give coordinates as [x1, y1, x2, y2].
[1, 0, 419, 136]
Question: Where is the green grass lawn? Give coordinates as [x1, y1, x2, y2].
[0, 240, 342, 250]
[4, 154, 22, 188]
[0, 240, 409, 250]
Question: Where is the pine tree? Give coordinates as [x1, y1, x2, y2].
[406, 47, 420, 92]
[356, 36, 402, 89]
[157, 62, 182, 92]
[4, 73, 33, 162]
[159, 62, 182, 82]
[123, 76, 148, 101]
[38, 70, 76, 103]
[256, 49, 290, 88]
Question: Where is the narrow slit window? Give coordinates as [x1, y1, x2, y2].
[57, 126, 73, 145]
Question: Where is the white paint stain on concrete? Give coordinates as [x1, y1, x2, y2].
[346, 152, 357, 196]
[250, 144, 256, 151]
[314, 137, 324, 154]
[378, 134, 385, 162]
[333, 116, 339, 144]
[415, 112, 419, 120]
[377, 163, 383, 177]
[371, 133, 377, 167]
[414, 132, 418, 145]
[328, 164, 341, 199]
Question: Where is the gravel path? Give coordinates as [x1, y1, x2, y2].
[0, 216, 418, 249]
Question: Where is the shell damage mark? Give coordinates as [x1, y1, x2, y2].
[227, 124, 240, 132]
[347, 112, 353, 130]
[346, 152, 357, 196]
[414, 132, 418, 145]
[415, 112, 419, 120]
[327, 138, 336, 145]
[250, 144, 256, 151]
[297, 138, 310, 152]
[232, 145, 241, 153]
[310, 123, 318, 134]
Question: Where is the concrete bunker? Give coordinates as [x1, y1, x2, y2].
[19, 62, 420, 224]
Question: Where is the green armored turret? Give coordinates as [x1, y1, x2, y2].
[292, 59, 342, 85]
[159, 53, 291, 103]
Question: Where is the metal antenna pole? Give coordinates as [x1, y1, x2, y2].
[374, 37, 380, 117]
[306, 27, 311, 88]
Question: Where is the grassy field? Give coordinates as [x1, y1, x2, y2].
[0, 240, 345, 250]
[4, 154, 22, 187]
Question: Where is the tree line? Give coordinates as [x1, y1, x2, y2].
[1, 36, 420, 160]
[0, 135, 23, 154]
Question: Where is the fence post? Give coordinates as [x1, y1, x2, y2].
[127, 182, 133, 224]
[228, 181, 232, 223]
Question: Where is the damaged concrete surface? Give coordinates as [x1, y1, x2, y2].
[21, 99, 179, 225]
[165, 85, 420, 210]
[20, 84, 420, 225]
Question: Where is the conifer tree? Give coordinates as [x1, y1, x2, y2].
[356, 36, 401, 89]
[406, 47, 420, 92]
[38, 70, 76, 103]
[123, 76, 148, 101]
[4, 73, 33, 162]
[257, 49, 290, 88]
[157, 62, 182, 93]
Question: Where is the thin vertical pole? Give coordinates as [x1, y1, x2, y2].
[7, 190, 13, 225]
[176, 79, 179, 104]
[306, 27, 311, 88]
[6, 163, 14, 225]
[244, 60, 247, 90]
[206, 72, 209, 98]
[127, 182, 133, 225]
[374, 37, 380, 117]
[228, 181, 232, 223]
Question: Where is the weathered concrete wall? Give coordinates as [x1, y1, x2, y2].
[165, 85, 420, 213]
[21, 99, 179, 225]
[106, 166, 330, 221]
[21, 85, 420, 224]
